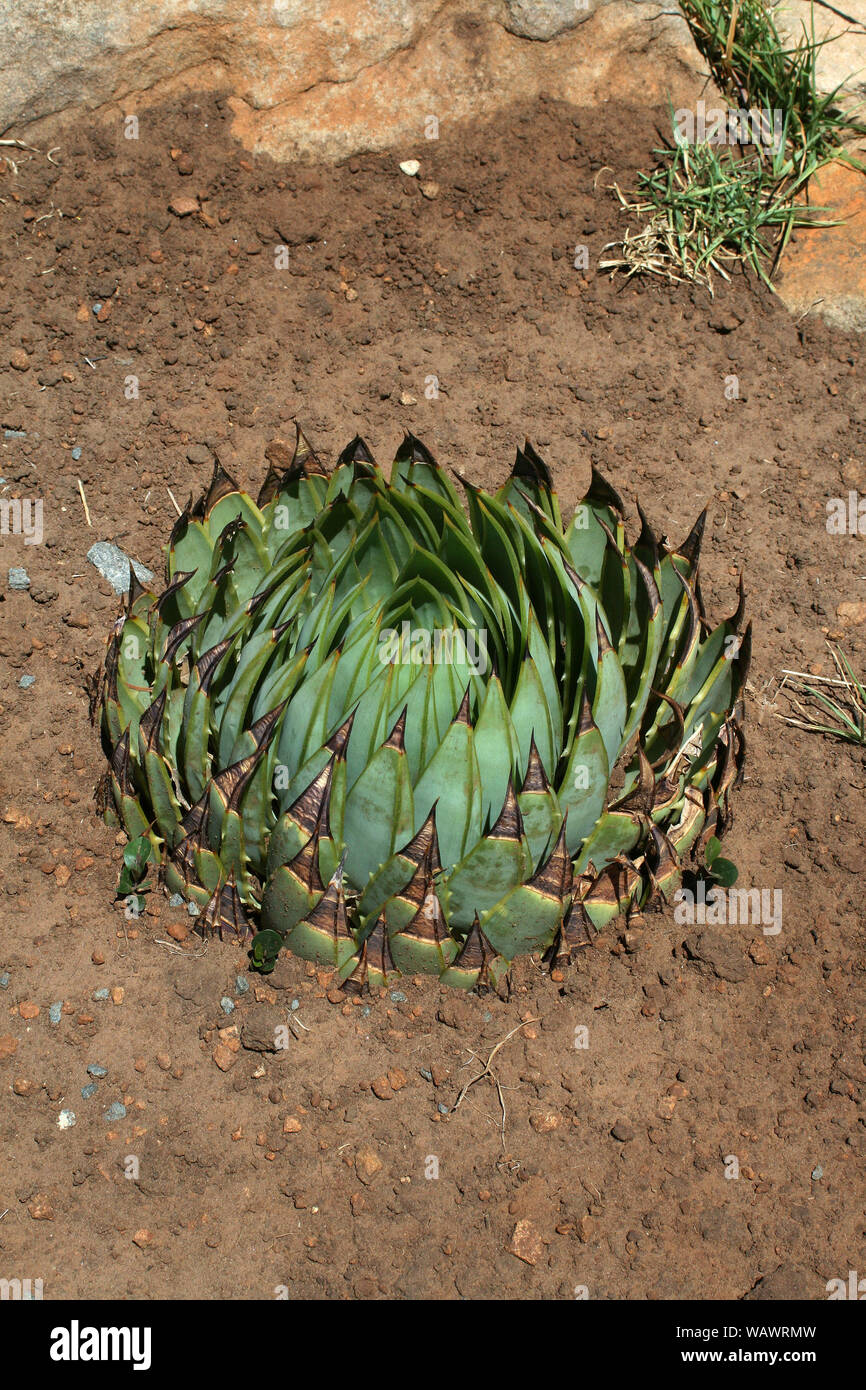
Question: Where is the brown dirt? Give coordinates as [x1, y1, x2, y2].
[1, 93, 864, 1302]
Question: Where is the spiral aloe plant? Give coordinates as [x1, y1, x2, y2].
[93, 426, 749, 992]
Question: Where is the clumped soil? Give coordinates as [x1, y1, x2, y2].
[0, 93, 864, 1301]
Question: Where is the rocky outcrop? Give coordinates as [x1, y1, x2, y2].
[777, 160, 866, 333]
[776, 0, 866, 104]
[4, 0, 704, 162]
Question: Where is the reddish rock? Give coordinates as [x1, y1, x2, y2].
[508, 1218, 544, 1266]
[778, 161, 866, 333]
[354, 1145, 383, 1184]
[213, 1043, 237, 1072]
[169, 195, 200, 218]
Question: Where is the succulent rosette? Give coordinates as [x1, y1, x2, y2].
[94, 426, 749, 992]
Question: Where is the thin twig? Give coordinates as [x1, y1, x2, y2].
[153, 937, 209, 958]
[77, 478, 92, 527]
[166, 487, 183, 518]
[780, 668, 849, 687]
[449, 1017, 538, 1146]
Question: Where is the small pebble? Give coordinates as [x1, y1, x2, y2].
[57, 1109, 76, 1129]
[220, 997, 235, 1014]
[389, 990, 407, 1003]
[87, 1063, 107, 1078]
[0, 972, 9, 989]
[187, 902, 200, 918]
[811, 1165, 824, 1181]
[437, 1102, 450, 1114]
[169, 893, 184, 907]
[419, 1068, 433, 1082]
[399, 159, 420, 176]
[71, 447, 82, 461]
[92, 988, 110, 1001]
[92, 303, 102, 315]
[290, 998, 299, 1011]
[80, 1083, 98, 1100]
[104, 1101, 127, 1122]
[8, 567, 30, 591]
[4, 429, 26, 438]
[235, 976, 250, 995]
[48, 1001, 62, 1025]
[611, 1120, 635, 1143]
[18, 675, 36, 690]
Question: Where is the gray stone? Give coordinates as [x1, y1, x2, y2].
[87, 541, 153, 595]
[8, 566, 30, 590]
[504, 0, 594, 41]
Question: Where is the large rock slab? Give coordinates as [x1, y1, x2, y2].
[777, 159, 866, 333]
[775, 1, 866, 105]
[5, 0, 704, 162]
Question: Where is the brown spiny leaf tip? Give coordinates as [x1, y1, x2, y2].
[198, 874, 254, 943]
[489, 777, 523, 842]
[399, 803, 440, 872]
[529, 817, 570, 901]
[384, 706, 407, 751]
[287, 755, 335, 839]
[326, 708, 356, 759]
[453, 916, 497, 989]
[138, 687, 168, 751]
[553, 897, 595, 963]
[453, 686, 472, 726]
[204, 460, 239, 513]
[304, 863, 347, 936]
[341, 944, 368, 996]
[520, 737, 549, 795]
[397, 856, 436, 920]
[402, 884, 448, 946]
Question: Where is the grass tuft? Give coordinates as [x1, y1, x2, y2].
[778, 644, 866, 745]
[601, 1, 866, 292]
